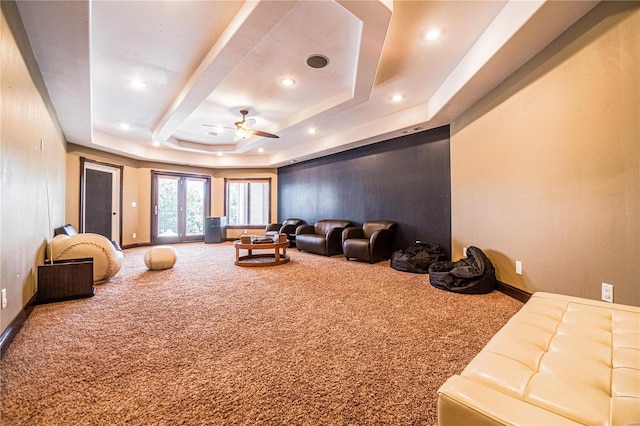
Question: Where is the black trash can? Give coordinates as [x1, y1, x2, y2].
[204, 217, 227, 243]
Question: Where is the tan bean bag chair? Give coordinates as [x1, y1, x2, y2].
[47, 233, 123, 283]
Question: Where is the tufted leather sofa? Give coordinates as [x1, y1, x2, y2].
[47, 233, 123, 283]
[437, 292, 640, 425]
[295, 219, 352, 256]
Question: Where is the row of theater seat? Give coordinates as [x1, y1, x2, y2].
[266, 218, 396, 263]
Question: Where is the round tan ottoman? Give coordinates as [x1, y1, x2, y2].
[144, 246, 177, 270]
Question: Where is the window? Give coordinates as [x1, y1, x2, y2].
[225, 178, 271, 226]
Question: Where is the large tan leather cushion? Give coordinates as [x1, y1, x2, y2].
[437, 292, 640, 425]
[144, 246, 177, 270]
[47, 233, 123, 283]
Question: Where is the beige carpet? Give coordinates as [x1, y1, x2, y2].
[1, 242, 523, 425]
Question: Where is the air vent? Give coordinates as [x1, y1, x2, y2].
[307, 55, 329, 69]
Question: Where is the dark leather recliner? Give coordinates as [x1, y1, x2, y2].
[265, 218, 305, 238]
[342, 220, 397, 263]
[295, 219, 352, 256]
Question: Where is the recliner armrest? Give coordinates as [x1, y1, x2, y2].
[279, 224, 299, 235]
[296, 224, 315, 235]
[369, 228, 392, 245]
[265, 223, 281, 233]
[325, 227, 346, 242]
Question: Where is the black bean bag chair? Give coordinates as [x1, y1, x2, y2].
[390, 242, 447, 274]
[428, 246, 496, 294]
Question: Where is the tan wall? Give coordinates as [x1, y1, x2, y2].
[1, 3, 67, 333]
[65, 145, 277, 246]
[450, 2, 639, 305]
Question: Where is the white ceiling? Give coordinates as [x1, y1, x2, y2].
[16, 0, 598, 169]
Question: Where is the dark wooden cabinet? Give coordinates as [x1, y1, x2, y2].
[36, 258, 94, 304]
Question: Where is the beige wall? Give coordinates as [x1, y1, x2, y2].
[1, 3, 67, 333]
[451, 2, 639, 306]
[65, 145, 278, 246]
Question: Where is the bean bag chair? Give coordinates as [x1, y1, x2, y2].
[47, 233, 123, 283]
[428, 246, 496, 294]
[390, 241, 447, 274]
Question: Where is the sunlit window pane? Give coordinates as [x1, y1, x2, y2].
[158, 177, 178, 236]
[186, 179, 204, 235]
[226, 180, 270, 226]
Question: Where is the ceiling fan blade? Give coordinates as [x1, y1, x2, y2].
[252, 129, 279, 139]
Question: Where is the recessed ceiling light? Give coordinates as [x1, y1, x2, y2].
[391, 94, 404, 103]
[152, 141, 161, 147]
[130, 79, 147, 89]
[257, 148, 264, 153]
[308, 127, 317, 135]
[217, 152, 223, 157]
[280, 77, 296, 87]
[118, 123, 131, 130]
[422, 29, 442, 42]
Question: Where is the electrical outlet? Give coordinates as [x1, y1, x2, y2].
[133, 233, 137, 239]
[601, 283, 613, 303]
[1, 289, 7, 309]
[516, 261, 522, 275]
[462, 247, 467, 257]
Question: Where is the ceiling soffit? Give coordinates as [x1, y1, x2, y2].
[158, 0, 392, 155]
[14, 0, 600, 168]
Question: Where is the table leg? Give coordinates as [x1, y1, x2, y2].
[275, 247, 280, 262]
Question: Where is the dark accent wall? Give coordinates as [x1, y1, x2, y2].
[277, 125, 451, 257]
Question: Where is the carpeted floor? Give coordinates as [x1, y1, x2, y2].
[1, 243, 523, 425]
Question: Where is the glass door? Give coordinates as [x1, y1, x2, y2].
[152, 172, 210, 245]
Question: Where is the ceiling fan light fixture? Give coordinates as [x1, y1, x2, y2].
[235, 127, 252, 140]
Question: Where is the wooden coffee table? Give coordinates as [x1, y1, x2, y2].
[234, 240, 290, 267]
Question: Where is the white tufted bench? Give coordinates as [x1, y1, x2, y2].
[437, 292, 640, 425]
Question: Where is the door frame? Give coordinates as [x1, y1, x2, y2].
[80, 157, 123, 245]
[151, 171, 211, 245]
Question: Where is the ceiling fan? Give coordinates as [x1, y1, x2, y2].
[204, 109, 279, 140]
